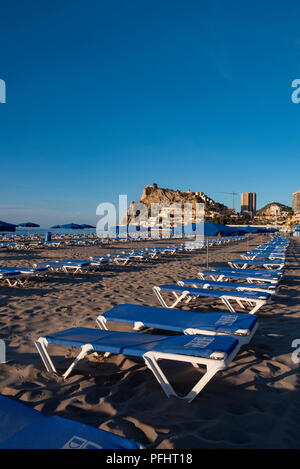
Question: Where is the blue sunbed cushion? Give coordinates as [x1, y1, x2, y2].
[208, 268, 283, 277]
[34, 261, 66, 268]
[0, 395, 141, 449]
[157, 285, 270, 300]
[35, 260, 90, 268]
[102, 303, 257, 334]
[199, 270, 279, 282]
[180, 279, 274, 290]
[42, 327, 238, 359]
[230, 259, 283, 265]
[0, 267, 21, 273]
[1, 266, 49, 273]
[152, 333, 238, 358]
[0, 266, 48, 273]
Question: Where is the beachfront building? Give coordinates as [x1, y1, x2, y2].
[292, 190, 300, 224]
[241, 192, 256, 218]
[292, 190, 300, 213]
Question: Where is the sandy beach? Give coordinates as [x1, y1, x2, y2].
[0, 234, 299, 449]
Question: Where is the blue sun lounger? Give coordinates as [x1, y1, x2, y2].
[35, 327, 240, 402]
[0, 270, 21, 286]
[34, 260, 92, 274]
[178, 278, 277, 294]
[228, 259, 284, 270]
[96, 303, 258, 346]
[200, 267, 284, 276]
[90, 255, 135, 265]
[197, 269, 280, 285]
[153, 284, 271, 314]
[241, 250, 286, 260]
[0, 395, 141, 449]
[198, 267, 283, 282]
[0, 266, 49, 285]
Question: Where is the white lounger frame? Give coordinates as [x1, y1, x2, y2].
[0, 274, 22, 287]
[228, 260, 284, 270]
[198, 271, 280, 285]
[153, 286, 268, 315]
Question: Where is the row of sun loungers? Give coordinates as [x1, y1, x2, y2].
[0, 235, 247, 285]
[34, 235, 289, 403]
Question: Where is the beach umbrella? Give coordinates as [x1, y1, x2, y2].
[60, 223, 82, 230]
[0, 221, 16, 232]
[18, 222, 40, 228]
[237, 226, 259, 234]
[183, 221, 237, 237]
[183, 222, 244, 267]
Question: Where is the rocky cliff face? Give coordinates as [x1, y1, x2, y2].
[140, 185, 222, 208]
[121, 185, 226, 225]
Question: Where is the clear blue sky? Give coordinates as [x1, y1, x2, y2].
[1, 0, 300, 227]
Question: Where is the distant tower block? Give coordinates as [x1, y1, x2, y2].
[292, 190, 300, 214]
[241, 192, 256, 216]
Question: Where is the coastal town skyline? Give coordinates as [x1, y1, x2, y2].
[0, 182, 298, 229]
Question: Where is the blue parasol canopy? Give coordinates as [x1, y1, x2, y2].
[0, 221, 16, 232]
[18, 222, 40, 228]
[60, 223, 82, 229]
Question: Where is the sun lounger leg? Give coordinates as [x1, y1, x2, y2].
[144, 352, 224, 402]
[35, 338, 94, 379]
[153, 287, 189, 309]
[5, 278, 18, 287]
[153, 287, 169, 307]
[143, 354, 178, 398]
[35, 338, 58, 374]
[184, 363, 224, 403]
[221, 297, 236, 313]
[62, 344, 94, 379]
[249, 300, 266, 315]
[235, 299, 245, 309]
[96, 316, 108, 330]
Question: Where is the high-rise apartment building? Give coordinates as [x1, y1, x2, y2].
[241, 192, 256, 215]
[292, 190, 300, 214]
